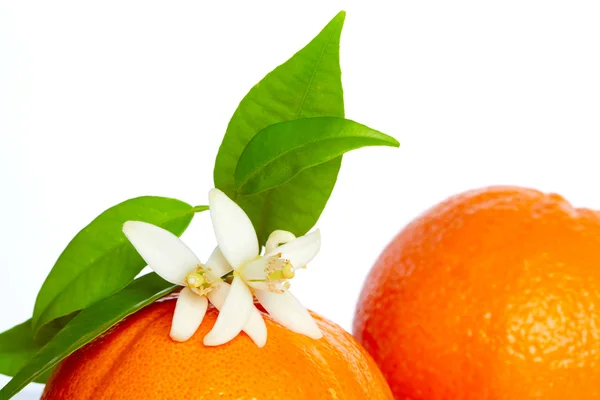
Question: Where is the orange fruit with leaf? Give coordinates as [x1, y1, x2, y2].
[0, 11, 399, 400]
[42, 300, 393, 399]
[354, 186, 600, 399]
[38, 188, 393, 399]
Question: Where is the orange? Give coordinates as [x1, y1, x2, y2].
[354, 186, 600, 399]
[42, 295, 393, 399]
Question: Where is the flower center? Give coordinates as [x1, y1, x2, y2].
[266, 254, 295, 281]
[240, 253, 298, 293]
[184, 266, 218, 296]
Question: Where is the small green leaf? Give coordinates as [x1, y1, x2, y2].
[0, 273, 177, 400]
[235, 117, 399, 196]
[214, 11, 346, 244]
[32, 197, 207, 340]
[0, 321, 49, 384]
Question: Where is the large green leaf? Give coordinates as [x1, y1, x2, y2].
[214, 11, 346, 244]
[0, 321, 49, 384]
[32, 196, 207, 340]
[0, 273, 177, 400]
[235, 117, 399, 196]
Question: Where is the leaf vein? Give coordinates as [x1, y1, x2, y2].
[293, 24, 337, 119]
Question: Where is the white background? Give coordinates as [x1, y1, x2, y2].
[2, 1, 600, 398]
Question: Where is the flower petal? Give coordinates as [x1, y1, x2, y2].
[207, 282, 267, 347]
[265, 230, 296, 254]
[170, 287, 208, 342]
[265, 229, 321, 268]
[255, 290, 323, 339]
[203, 275, 253, 346]
[122, 221, 200, 284]
[204, 247, 233, 280]
[245, 281, 270, 291]
[209, 189, 259, 269]
[240, 257, 270, 281]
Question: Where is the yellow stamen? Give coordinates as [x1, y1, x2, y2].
[185, 271, 205, 288]
[282, 263, 295, 279]
[183, 266, 217, 296]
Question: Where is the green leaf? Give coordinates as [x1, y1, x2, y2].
[214, 11, 346, 244]
[235, 117, 399, 196]
[32, 196, 207, 341]
[0, 320, 49, 384]
[0, 273, 177, 400]
[32, 312, 80, 345]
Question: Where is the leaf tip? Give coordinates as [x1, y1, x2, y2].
[323, 10, 345, 31]
[377, 129, 400, 148]
[191, 205, 210, 213]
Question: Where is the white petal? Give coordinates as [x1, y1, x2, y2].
[265, 230, 296, 254]
[170, 287, 208, 342]
[203, 276, 253, 346]
[206, 281, 230, 307]
[207, 282, 267, 347]
[240, 257, 270, 281]
[123, 221, 200, 284]
[265, 229, 321, 268]
[209, 189, 259, 269]
[255, 290, 323, 339]
[204, 247, 233, 280]
[245, 281, 270, 291]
